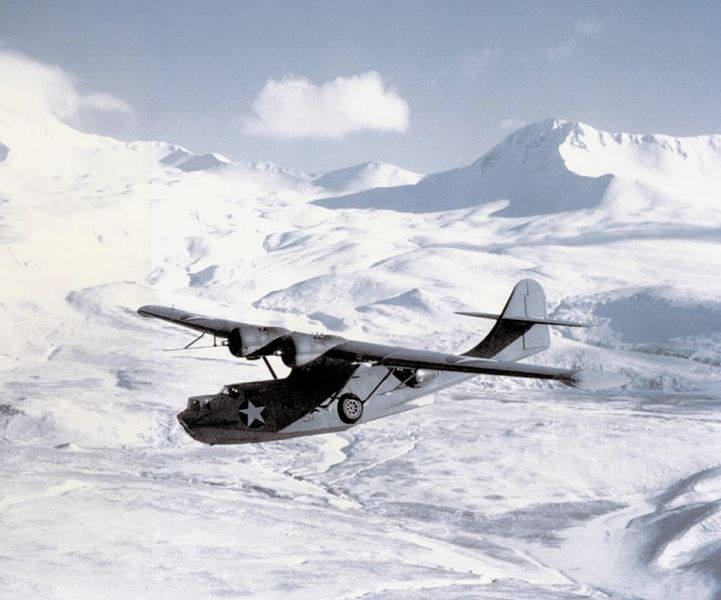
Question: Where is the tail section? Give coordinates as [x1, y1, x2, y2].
[461, 279, 583, 361]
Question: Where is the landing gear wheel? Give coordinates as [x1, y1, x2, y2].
[338, 394, 364, 424]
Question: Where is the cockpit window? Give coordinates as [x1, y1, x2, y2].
[187, 397, 212, 411]
[220, 385, 240, 397]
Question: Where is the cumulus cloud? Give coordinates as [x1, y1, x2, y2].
[499, 117, 528, 132]
[547, 17, 601, 61]
[243, 71, 409, 139]
[0, 50, 133, 122]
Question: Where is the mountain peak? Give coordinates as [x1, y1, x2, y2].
[483, 118, 593, 159]
[314, 161, 423, 195]
[174, 152, 232, 172]
[317, 118, 721, 216]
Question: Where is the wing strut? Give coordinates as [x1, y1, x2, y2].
[262, 356, 278, 380]
[163, 332, 206, 352]
[162, 332, 226, 352]
[363, 369, 394, 403]
[184, 332, 205, 349]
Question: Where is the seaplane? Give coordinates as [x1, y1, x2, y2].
[138, 279, 626, 445]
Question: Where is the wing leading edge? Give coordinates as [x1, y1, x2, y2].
[138, 305, 253, 337]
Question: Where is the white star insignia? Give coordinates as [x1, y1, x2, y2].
[240, 400, 266, 426]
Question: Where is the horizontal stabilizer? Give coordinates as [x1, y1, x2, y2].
[456, 311, 586, 328]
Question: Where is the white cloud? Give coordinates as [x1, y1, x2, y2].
[0, 50, 133, 122]
[80, 91, 133, 115]
[243, 71, 409, 139]
[499, 117, 528, 132]
[547, 17, 601, 61]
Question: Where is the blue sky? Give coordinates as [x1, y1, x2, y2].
[1, 1, 719, 172]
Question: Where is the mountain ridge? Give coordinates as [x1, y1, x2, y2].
[2, 111, 718, 211]
[316, 118, 721, 217]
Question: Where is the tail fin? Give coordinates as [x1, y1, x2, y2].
[461, 279, 583, 361]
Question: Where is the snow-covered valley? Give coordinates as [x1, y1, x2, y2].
[2, 110, 721, 599]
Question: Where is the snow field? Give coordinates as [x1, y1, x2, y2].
[1, 112, 721, 598]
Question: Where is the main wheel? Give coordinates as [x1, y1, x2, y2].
[338, 394, 364, 424]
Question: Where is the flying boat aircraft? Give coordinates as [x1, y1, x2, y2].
[138, 279, 626, 445]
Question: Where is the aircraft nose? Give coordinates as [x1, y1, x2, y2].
[177, 411, 194, 435]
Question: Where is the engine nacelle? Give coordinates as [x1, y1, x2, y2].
[279, 332, 344, 368]
[228, 325, 289, 358]
[391, 368, 439, 388]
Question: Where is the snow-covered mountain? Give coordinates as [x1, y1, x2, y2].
[313, 161, 424, 194]
[319, 118, 721, 220]
[2, 112, 721, 599]
[0, 109, 418, 196]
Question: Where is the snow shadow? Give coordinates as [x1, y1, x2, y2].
[596, 292, 721, 344]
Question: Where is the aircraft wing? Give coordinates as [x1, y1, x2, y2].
[137, 305, 253, 337]
[327, 340, 627, 390]
[138, 305, 627, 389]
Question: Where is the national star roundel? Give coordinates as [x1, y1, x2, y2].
[239, 399, 266, 428]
